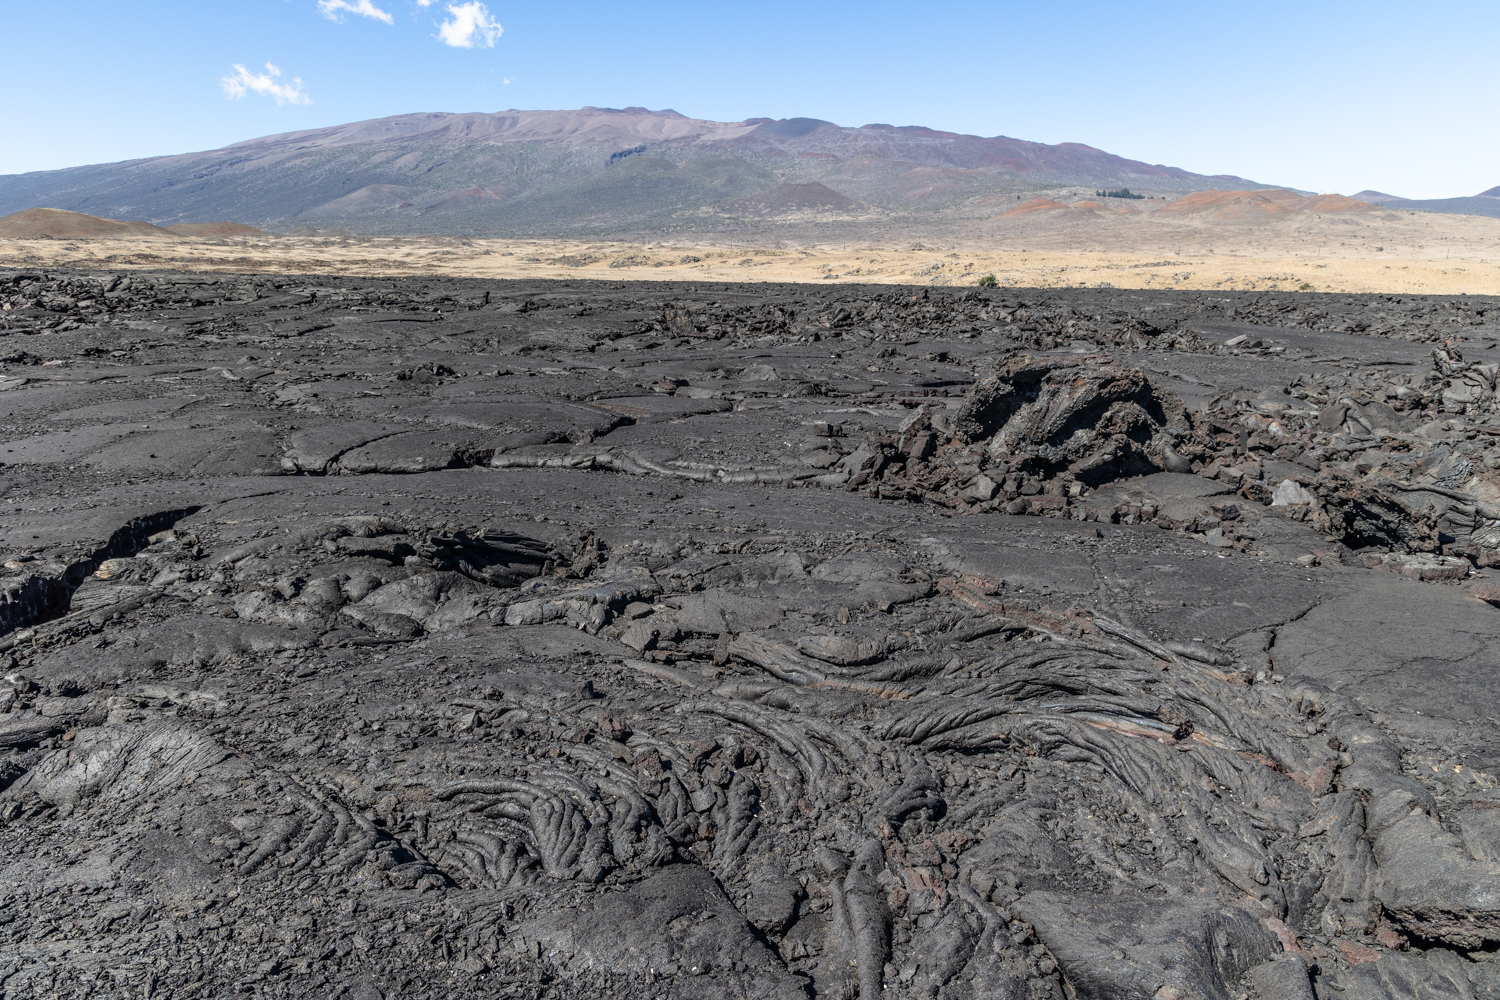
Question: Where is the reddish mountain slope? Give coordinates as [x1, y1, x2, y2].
[0, 208, 179, 239]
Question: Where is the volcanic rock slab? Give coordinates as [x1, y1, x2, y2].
[2, 271, 1500, 999]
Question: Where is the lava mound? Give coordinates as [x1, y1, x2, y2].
[868, 357, 1191, 513]
[951, 356, 1189, 481]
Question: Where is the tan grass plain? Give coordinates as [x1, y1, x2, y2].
[2, 204, 1497, 295]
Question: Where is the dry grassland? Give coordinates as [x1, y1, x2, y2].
[2, 206, 1497, 294]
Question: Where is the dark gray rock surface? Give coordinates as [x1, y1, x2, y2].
[2, 272, 1500, 999]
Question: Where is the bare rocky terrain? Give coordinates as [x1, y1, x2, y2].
[2, 270, 1500, 1000]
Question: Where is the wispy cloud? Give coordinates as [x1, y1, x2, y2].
[436, 2, 503, 48]
[318, 0, 394, 22]
[220, 63, 312, 106]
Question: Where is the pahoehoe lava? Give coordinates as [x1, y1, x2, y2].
[2, 270, 1500, 999]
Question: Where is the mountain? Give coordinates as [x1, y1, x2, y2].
[1349, 190, 1405, 205]
[1351, 188, 1500, 220]
[0, 107, 1273, 238]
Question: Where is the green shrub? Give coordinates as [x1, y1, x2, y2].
[976, 273, 998, 287]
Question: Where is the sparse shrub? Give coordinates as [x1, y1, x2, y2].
[976, 274, 998, 287]
[1298, 281, 1315, 291]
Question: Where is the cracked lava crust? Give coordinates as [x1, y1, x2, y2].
[2, 270, 1500, 999]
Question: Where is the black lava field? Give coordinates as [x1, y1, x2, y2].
[2, 270, 1500, 1000]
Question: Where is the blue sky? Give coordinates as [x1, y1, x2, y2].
[3, 0, 1496, 199]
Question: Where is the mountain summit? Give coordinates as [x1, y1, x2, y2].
[0, 107, 1268, 237]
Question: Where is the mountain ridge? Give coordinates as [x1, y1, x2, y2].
[0, 107, 1275, 238]
[1351, 188, 1500, 220]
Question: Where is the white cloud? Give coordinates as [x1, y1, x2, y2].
[318, 0, 394, 22]
[437, 2, 502, 48]
[220, 63, 312, 106]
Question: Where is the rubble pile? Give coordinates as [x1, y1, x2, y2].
[6, 270, 1495, 356]
[861, 347, 1500, 566]
[851, 356, 1186, 511]
[644, 286, 1497, 350]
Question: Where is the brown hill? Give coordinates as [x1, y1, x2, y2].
[1155, 189, 1376, 221]
[727, 182, 857, 215]
[999, 198, 1067, 218]
[1295, 193, 1375, 213]
[0, 208, 179, 240]
[167, 222, 266, 237]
